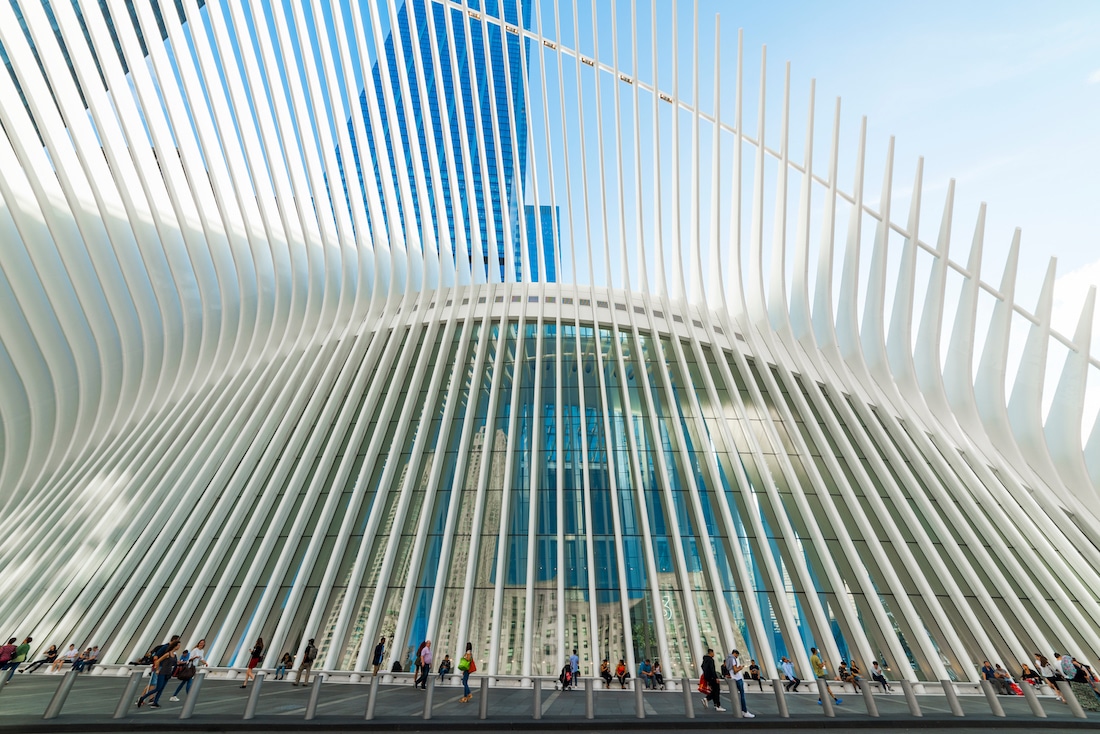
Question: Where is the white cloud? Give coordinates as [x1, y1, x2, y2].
[1088, 68, 1100, 84]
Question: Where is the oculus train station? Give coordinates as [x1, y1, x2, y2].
[0, 0, 1098, 685]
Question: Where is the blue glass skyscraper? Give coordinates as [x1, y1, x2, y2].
[346, 0, 558, 282]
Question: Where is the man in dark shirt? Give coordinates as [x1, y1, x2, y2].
[701, 648, 725, 711]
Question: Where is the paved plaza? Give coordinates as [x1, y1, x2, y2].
[0, 669, 1097, 732]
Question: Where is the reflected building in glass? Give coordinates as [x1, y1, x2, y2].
[0, 0, 1098, 687]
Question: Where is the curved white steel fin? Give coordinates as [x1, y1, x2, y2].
[974, 230, 1021, 456]
[943, 204, 986, 435]
[886, 159, 923, 389]
[706, 17, 725, 311]
[724, 28, 746, 321]
[835, 116, 867, 362]
[914, 181, 955, 413]
[811, 98, 842, 351]
[1044, 286, 1098, 504]
[1007, 258, 1057, 478]
[860, 136, 895, 379]
[766, 62, 792, 335]
[789, 80, 815, 343]
[747, 45, 768, 328]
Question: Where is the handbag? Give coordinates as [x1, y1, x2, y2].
[458, 656, 471, 672]
[177, 663, 196, 680]
[698, 673, 710, 694]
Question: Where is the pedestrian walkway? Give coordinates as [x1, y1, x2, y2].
[0, 669, 1096, 731]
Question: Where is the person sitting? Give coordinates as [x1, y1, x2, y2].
[391, 660, 403, 673]
[438, 655, 453, 683]
[994, 664, 1015, 694]
[275, 652, 294, 680]
[22, 645, 58, 674]
[780, 657, 800, 692]
[870, 661, 892, 691]
[51, 645, 78, 672]
[559, 661, 573, 691]
[748, 659, 763, 690]
[615, 659, 629, 688]
[835, 662, 853, 688]
[981, 661, 1005, 694]
[129, 649, 155, 666]
[652, 660, 665, 690]
[72, 648, 93, 673]
[599, 659, 613, 687]
[638, 659, 653, 688]
[848, 662, 864, 691]
[83, 646, 99, 673]
[1020, 664, 1043, 687]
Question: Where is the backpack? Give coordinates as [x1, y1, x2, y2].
[1061, 657, 1076, 678]
[0, 646, 12, 664]
[304, 644, 317, 664]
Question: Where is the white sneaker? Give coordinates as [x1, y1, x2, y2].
[714, 706, 727, 712]
[701, 697, 708, 708]
[169, 696, 180, 702]
[743, 711, 755, 718]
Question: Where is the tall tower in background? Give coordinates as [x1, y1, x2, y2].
[347, 0, 559, 282]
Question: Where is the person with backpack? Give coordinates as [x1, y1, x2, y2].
[141, 636, 180, 698]
[294, 638, 318, 686]
[137, 640, 179, 708]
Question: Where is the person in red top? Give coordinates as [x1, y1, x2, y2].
[615, 659, 629, 688]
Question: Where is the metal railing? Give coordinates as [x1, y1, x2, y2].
[28, 665, 1089, 723]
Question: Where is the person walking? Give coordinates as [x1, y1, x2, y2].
[141, 636, 180, 698]
[294, 638, 318, 686]
[728, 649, 755, 717]
[810, 647, 842, 705]
[701, 648, 724, 711]
[137, 640, 179, 708]
[0, 638, 17, 681]
[241, 637, 264, 688]
[1035, 653, 1065, 702]
[170, 639, 206, 702]
[414, 641, 427, 683]
[458, 642, 476, 703]
[3, 637, 31, 682]
[416, 640, 433, 689]
[372, 637, 386, 677]
[781, 657, 800, 691]
[22, 644, 57, 674]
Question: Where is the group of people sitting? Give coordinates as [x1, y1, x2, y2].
[833, 659, 892, 692]
[984, 652, 1100, 710]
[1, 640, 100, 677]
[590, 657, 666, 689]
